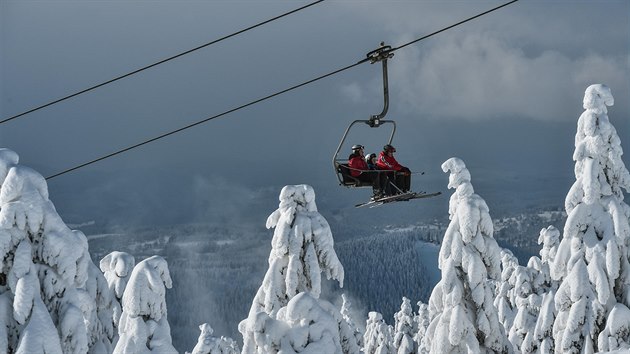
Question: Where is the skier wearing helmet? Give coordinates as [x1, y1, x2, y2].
[348, 144, 383, 198]
[377, 144, 411, 193]
[365, 153, 378, 170]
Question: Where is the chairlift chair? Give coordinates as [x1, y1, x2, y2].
[332, 43, 441, 207]
[333, 43, 396, 187]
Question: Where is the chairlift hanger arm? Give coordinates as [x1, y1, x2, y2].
[367, 43, 394, 126]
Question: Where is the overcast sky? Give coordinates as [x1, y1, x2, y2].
[1, 0, 629, 227]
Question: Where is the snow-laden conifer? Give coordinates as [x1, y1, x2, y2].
[239, 292, 349, 354]
[341, 294, 363, 352]
[84, 261, 116, 353]
[239, 185, 345, 353]
[363, 311, 394, 354]
[114, 255, 177, 354]
[0, 148, 112, 353]
[100, 251, 135, 327]
[507, 265, 541, 354]
[494, 249, 519, 333]
[529, 226, 561, 353]
[414, 302, 429, 353]
[393, 297, 415, 354]
[552, 84, 630, 353]
[187, 323, 239, 354]
[423, 157, 509, 353]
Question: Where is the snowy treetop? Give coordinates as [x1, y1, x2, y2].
[121, 255, 172, 321]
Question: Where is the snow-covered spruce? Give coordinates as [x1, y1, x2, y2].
[340, 294, 363, 351]
[393, 297, 415, 354]
[114, 255, 177, 354]
[238, 185, 345, 353]
[498, 227, 561, 353]
[100, 251, 135, 328]
[187, 323, 239, 354]
[423, 157, 509, 353]
[529, 226, 561, 353]
[363, 311, 395, 354]
[413, 302, 429, 353]
[494, 249, 519, 334]
[0, 148, 113, 353]
[551, 84, 630, 353]
[507, 265, 541, 353]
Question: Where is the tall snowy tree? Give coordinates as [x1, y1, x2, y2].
[340, 294, 363, 352]
[413, 302, 429, 353]
[392, 297, 415, 354]
[530, 226, 561, 353]
[494, 249, 519, 334]
[0, 148, 112, 353]
[423, 157, 509, 353]
[239, 185, 345, 353]
[100, 251, 135, 328]
[507, 265, 540, 353]
[551, 84, 630, 353]
[85, 261, 116, 353]
[114, 255, 177, 354]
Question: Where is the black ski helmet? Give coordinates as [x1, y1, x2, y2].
[383, 144, 396, 152]
[352, 144, 364, 151]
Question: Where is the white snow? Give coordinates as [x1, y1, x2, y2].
[114, 256, 177, 354]
[0, 84, 629, 354]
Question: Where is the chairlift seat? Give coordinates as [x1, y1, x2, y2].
[336, 163, 373, 188]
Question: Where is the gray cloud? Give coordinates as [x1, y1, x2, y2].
[391, 33, 628, 121]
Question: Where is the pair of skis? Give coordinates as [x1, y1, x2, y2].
[355, 191, 442, 208]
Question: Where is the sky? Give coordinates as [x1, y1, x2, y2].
[1, 0, 629, 228]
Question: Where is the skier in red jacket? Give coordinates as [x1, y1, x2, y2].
[348, 144, 384, 198]
[376, 144, 411, 193]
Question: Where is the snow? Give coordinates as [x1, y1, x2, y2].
[188, 323, 240, 354]
[0, 84, 629, 353]
[240, 185, 346, 353]
[423, 157, 509, 353]
[551, 84, 630, 353]
[100, 251, 135, 326]
[114, 256, 177, 354]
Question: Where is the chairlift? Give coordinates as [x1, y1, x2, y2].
[332, 43, 441, 207]
[332, 43, 395, 187]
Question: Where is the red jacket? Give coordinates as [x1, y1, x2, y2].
[348, 154, 368, 177]
[377, 151, 403, 171]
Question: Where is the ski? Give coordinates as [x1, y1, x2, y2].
[355, 191, 442, 208]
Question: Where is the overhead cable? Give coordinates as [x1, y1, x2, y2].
[45, 0, 519, 180]
[0, 0, 325, 125]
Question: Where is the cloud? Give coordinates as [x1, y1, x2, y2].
[390, 33, 628, 122]
[339, 82, 365, 104]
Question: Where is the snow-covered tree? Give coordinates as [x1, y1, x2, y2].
[114, 255, 177, 354]
[527, 226, 560, 353]
[533, 290, 556, 354]
[188, 323, 239, 354]
[413, 302, 429, 353]
[100, 251, 135, 327]
[494, 249, 519, 333]
[85, 261, 116, 353]
[340, 294, 363, 352]
[538, 226, 560, 271]
[0, 148, 112, 353]
[551, 84, 630, 353]
[239, 292, 351, 354]
[363, 311, 394, 354]
[507, 266, 541, 353]
[239, 185, 345, 353]
[423, 157, 509, 353]
[392, 297, 415, 354]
